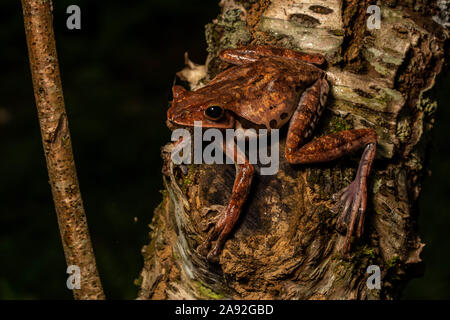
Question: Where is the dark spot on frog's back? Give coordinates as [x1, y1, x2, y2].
[280, 112, 289, 120]
[309, 5, 334, 15]
[270, 119, 277, 128]
[289, 14, 321, 28]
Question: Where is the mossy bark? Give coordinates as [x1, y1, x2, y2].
[138, 0, 448, 300]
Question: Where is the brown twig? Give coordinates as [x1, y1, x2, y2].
[21, 0, 105, 300]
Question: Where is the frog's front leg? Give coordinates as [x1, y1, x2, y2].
[285, 79, 377, 255]
[198, 141, 255, 261]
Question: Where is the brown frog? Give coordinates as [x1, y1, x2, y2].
[167, 46, 377, 260]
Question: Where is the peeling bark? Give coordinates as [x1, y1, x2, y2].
[138, 0, 448, 300]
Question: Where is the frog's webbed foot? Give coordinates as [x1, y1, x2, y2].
[332, 180, 366, 254]
[197, 209, 227, 262]
[198, 204, 226, 261]
[331, 143, 376, 255]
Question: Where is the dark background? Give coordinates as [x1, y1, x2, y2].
[0, 0, 448, 299]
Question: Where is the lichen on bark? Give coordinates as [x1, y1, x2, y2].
[138, 0, 448, 300]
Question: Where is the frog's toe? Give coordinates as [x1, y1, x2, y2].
[206, 246, 221, 262]
[200, 205, 226, 216]
[197, 240, 211, 257]
[199, 205, 226, 231]
[197, 238, 220, 262]
[199, 215, 219, 232]
[333, 180, 367, 253]
[198, 210, 226, 259]
[331, 185, 349, 205]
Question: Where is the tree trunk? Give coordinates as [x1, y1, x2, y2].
[138, 0, 448, 300]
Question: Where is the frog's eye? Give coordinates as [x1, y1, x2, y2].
[204, 105, 224, 120]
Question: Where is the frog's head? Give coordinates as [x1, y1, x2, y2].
[167, 85, 235, 129]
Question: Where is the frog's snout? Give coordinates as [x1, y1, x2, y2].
[167, 103, 196, 128]
[166, 108, 186, 129]
[166, 105, 181, 128]
[167, 106, 183, 123]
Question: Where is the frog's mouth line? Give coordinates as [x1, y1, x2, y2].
[166, 119, 184, 131]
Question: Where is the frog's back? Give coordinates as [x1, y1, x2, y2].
[201, 57, 324, 130]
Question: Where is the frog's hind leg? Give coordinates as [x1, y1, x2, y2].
[287, 129, 377, 254]
[285, 78, 377, 254]
[198, 141, 255, 261]
[219, 45, 326, 66]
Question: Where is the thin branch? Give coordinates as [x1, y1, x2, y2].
[21, 0, 105, 300]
